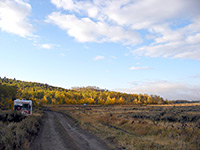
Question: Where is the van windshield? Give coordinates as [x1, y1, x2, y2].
[14, 105, 22, 110]
[22, 104, 31, 110]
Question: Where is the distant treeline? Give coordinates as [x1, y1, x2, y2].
[0, 77, 169, 109]
[172, 100, 200, 104]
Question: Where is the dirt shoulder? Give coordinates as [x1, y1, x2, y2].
[31, 111, 111, 150]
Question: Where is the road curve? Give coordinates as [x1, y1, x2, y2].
[31, 111, 111, 150]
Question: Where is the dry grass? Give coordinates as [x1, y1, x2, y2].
[50, 105, 200, 150]
[0, 109, 43, 150]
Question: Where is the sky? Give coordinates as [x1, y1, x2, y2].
[0, 0, 200, 100]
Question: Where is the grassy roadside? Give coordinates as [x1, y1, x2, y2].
[51, 104, 200, 150]
[0, 109, 43, 150]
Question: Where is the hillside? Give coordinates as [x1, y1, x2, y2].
[0, 77, 167, 109]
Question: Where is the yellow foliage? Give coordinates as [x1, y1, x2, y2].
[51, 98, 56, 104]
[42, 96, 48, 104]
[105, 96, 115, 105]
[116, 97, 124, 105]
[98, 98, 105, 105]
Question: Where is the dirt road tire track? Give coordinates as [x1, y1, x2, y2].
[31, 111, 111, 150]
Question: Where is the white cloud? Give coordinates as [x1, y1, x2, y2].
[117, 80, 200, 100]
[46, 12, 140, 44]
[40, 44, 54, 49]
[48, 0, 200, 60]
[33, 42, 59, 49]
[51, 0, 75, 10]
[104, 0, 184, 27]
[132, 23, 200, 60]
[0, 0, 33, 37]
[50, 0, 99, 17]
[93, 55, 104, 61]
[133, 37, 200, 60]
[130, 66, 151, 70]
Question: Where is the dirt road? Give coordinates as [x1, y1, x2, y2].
[31, 111, 111, 150]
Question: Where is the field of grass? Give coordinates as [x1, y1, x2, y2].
[51, 104, 200, 150]
[0, 109, 43, 150]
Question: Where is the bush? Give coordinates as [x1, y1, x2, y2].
[0, 110, 42, 150]
[0, 111, 26, 123]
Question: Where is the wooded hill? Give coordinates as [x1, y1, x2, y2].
[0, 77, 168, 109]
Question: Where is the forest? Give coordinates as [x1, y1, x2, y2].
[0, 77, 168, 109]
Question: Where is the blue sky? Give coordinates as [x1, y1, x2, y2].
[0, 0, 200, 100]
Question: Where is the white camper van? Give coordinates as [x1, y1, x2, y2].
[14, 99, 32, 115]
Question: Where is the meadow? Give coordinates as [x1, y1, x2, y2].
[50, 103, 200, 150]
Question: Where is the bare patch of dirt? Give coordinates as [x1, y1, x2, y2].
[31, 111, 111, 150]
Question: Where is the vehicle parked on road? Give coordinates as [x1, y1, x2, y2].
[14, 99, 32, 115]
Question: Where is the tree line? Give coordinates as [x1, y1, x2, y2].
[0, 77, 169, 109]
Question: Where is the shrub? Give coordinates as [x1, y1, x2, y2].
[0, 110, 42, 150]
[0, 111, 26, 123]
